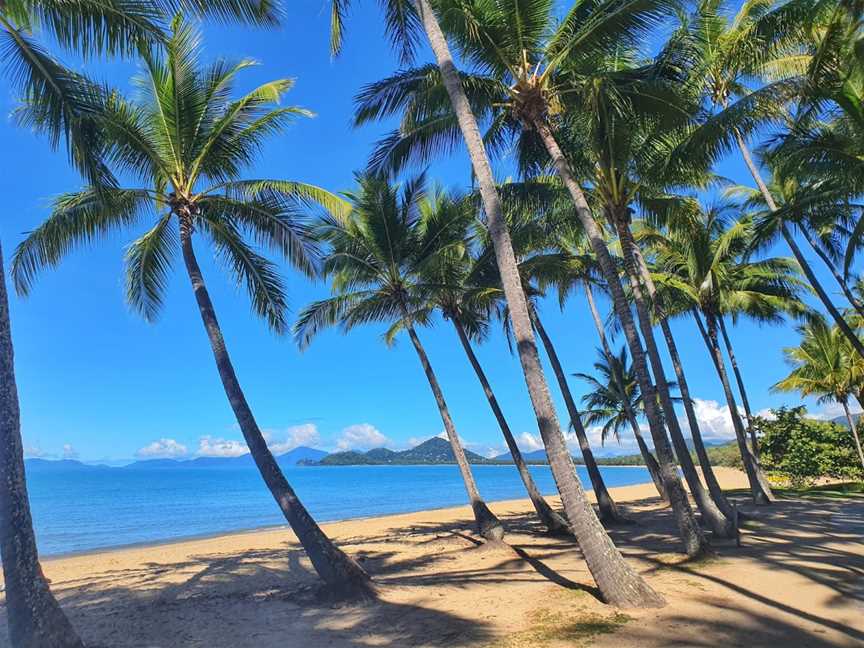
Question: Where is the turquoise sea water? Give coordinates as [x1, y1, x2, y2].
[26, 464, 651, 556]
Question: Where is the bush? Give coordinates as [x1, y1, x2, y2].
[756, 407, 864, 487]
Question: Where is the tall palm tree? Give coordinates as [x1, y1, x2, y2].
[574, 346, 667, 499]
[11, 20, 373, 599]
[646, 203, 806, 502]
[774, 316, 864, 470]
[352, 0, 709, 557]
[294, 174, 505, 541]
[332, 0, 667, 605]
[1, 2, 280, 643]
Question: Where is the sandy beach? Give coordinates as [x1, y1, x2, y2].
[1, 467, 861, 647]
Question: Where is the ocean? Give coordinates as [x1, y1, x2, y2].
[26, 464, 652, 556]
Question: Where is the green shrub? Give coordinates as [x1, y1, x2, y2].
[756, 407, 864, 487]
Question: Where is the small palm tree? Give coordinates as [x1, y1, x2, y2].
[646, 201, 806, 503]
[774, 317, 864, 470]
[294, 174, 505, 541]
[11, 20, 373, 599]
[573, 347, 666, 498]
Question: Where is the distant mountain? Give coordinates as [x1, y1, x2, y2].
[24, 459, 110, 472]
[493, 449, 549, 463]
[29, 446, 329, 472]
[314, 437, 495, 466]
[831, 412, 862, 428]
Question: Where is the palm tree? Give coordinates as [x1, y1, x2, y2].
[574, 346, 667, 499]
[1, 1, 280, 643]
[11, 20, 373, 599]
[414, 191, 571, 535]
[645, 202, 806, 503]
[332, 0, 667, 605]
[673, 0, 864, 359]
[774, 316, 864, 470]
[294, 174, 505, 541]
[352, 0, 709, 558]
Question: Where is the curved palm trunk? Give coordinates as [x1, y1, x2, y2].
[403, 319, 504, 540]
[700, 310, 775, 504]
[452, 319, 570, 535]
[717, 315, 759, 457]
[734, 132, 864, 360]
[529, 117, 706, 559]
[583, 281, 666, 499]
[799, 227, 864, 319]
[0, 244, 84, 647]
[530, 309, 625, 523]
[841, 401, 864, 471]
[624, 241, 736, 522]
[412, 0, 664, 607]
[178, 219, 373, 599]
[611, 214, 733, 538]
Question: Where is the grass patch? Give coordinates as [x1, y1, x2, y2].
[492, 608, 630, 648]
[773, 482, 864, 500]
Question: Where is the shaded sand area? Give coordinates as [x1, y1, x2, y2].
[1, 468, 862, 647]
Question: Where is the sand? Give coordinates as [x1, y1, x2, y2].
[1, 467, 862, 647]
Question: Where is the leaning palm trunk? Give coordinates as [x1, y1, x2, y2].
[624, 237, 736, 522]
[412, 0, 664, 607]
[529, 117, 707, 558]
[0, 243, 84, 647]
[733, 132, 864, 360]
[717, 315, 758, 456]
[452, 319, 570, 535]
[583, 281, 666, 499]
[611, 213, 733, 538]
[530, 309, 626, 523]
[699, 309, 775, 504]
[799, 227, 864, 320]
[403, 317, 504, 540]
[177, 218, 373, 598]
[841, 401, 864, 471]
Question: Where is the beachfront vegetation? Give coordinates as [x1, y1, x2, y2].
[2, 0, 864, 643]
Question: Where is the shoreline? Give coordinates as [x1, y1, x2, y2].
[38, 475, 668, 563]
[35, 465, 653, 559]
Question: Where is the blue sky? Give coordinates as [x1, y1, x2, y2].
[2, 2, 856, 464]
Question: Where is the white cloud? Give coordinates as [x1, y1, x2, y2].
[23, 444, 47, 459]
[810, 401, 862, 421]
[196, 436, 249, 458]
[517, 432, 544, 452]
[690, 398, 737, 441]
[336, 423, 390, 451]
[136, 438, 188, 459]
[264, 424, 320, 454]
[61, 444, 79, 460]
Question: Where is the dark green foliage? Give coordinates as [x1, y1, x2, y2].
[758, 407, 864, 487]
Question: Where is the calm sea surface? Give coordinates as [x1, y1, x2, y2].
[26, 464, 651, 556]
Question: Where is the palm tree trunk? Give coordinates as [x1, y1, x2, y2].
[402, 317, 504, 541]
[583, 281, 666, 499]
[623, 242, 736, 521]
[529, 116, 707, 559]
[841, 400, 864, 471]
[530, 308, 625, 523]
[702, 310, 775, 504]
[412, 0, 664, 607]
[177, 217, 373, 599]
[0, 243, 84, 647]
[717, 315, 759, 457]
[451, 319, 570, 535]
[611, 212, 733, 538]
[799, 227, 864, 319]
[733, 132, 864, 360]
